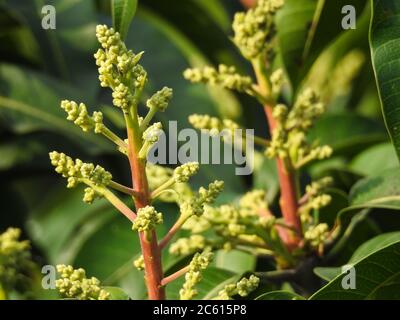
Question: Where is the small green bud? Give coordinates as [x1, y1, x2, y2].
[132, 206, 163, 232]
[169, 235, 207, 256]
[174, 162, 200, 183]
[143, 122, 163, 144]
[217, 275, 259, 300]
[184, 65, 253, 93]
[304, 223, 329, 248]
[146, 87, 173, 112]
[133, 255, 145, 271]
[56, 264, 110, 300]
[179, 251, 213, 300]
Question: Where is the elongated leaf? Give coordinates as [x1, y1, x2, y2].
[277, 0, 367, 90]
[350, 143, 399, 176]
[370, 0, 400, 162]
[112, 0, 138, 39]
[311, 240, 400, 299]
[0, 64, 111, 151]
[308, 113, 386, 156]
[315, 232, 400, 281]
[256, 291, 304, 300]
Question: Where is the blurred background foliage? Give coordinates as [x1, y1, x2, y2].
[0, 0, 398, 299]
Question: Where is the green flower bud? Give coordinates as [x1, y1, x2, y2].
[143, 122, 163, 144]
[232, 0, 284, 59]
[180, 251, 213, 300]
[184, 64, 253, 93]
[169, 235, 207, 256]
[56, 264, 110, 300]
[147, 87, 173, 112]
[0, 228, 35, 294]
[174, 162, 200, 183]
[217, 275, 259, 300]
[49, 152, 112, 203]
[133, 255, 145, 271]
[304, 223, 329, 248]
[132, 206, 163, 232]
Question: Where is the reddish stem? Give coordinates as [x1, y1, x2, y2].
[263, 106, 302, 249]
[127, 126, 165, 300]
[161, 266, 190, 286]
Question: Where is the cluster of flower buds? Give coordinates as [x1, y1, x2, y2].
[132, 206, 163, 233]
[179, 180, 224, 219]
[266, 88, 333, 169]
[232, 0, 284, 60]
[169, 235, 208, 256]
[299, 177, 333, 224]
[0, 228, 35, 294]
[180, 251, 214, 300]
[216, 275, 260, 300]
[147, 87, 173, 112]
[56, 265, 110, 300]
[188, 114, 240, 144]
[173, 162, 200, 183]
[49, 151, 112, 203]
[146, 163, 193, 203]
[304, 223, 329, 249]
[94, 25, 146, 109]
[133, 255, 145, 271]
[61, 100, 104, 133]
[184, 64, 254, 93]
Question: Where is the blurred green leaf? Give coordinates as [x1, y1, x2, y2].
[311, 240, 400, 299]
[308, 113, 386, 156]
[277, 0, 367, 91]
[370, 0, 400, 162]
[112, 0, 137, 40]
[0, 64, 112, 152]
[350, 143, 399, 176]
[315, 232, 400, 281]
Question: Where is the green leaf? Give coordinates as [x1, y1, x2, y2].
[370, 0, 400, 162]
[213, 250, 256, 274]
[316, 232, 400, 282]
[350, 143, 399, 176]
[311, 240, 400, 299]
[348, 169, 400, 211]
[308, 113, 386, 156]
[27, 186, 115, 263]
[255, 290, 304, 300]
[277, 0, 367, 90]
[112, 0, 138, 40]
[0, 64, 111, 152]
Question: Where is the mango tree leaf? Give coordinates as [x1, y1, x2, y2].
[370, 0, 400, 162]
[27, 185, 116, 263]
[112, 0, 137, 40]
[3, 0, 98, 93]
[350, 143, 399, 176]
[255, 290, 304, 300]
[315, 232, 400, 281]
[277, 0, 367, 91]
[311, 240, 400, 299]
[0, 64, 112, 152]
[308, 113, 386, 156]
[214, 249, 256, 274]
